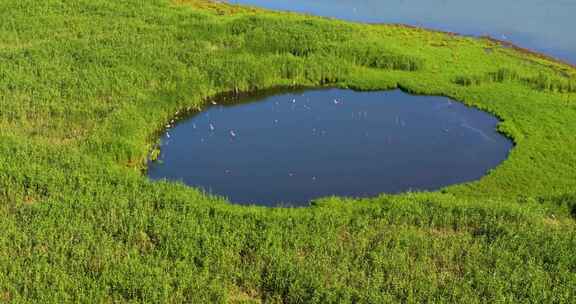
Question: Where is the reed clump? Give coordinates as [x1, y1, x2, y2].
[455, 68, 576, 93]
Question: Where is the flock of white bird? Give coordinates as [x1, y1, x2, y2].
[159, 95, 490, 180]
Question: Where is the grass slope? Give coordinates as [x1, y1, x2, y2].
[0, 0, 575, 302]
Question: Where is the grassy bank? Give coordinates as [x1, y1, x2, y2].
[0, 0, 575, 302]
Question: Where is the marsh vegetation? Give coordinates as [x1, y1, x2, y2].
[0, 0, 575, 302]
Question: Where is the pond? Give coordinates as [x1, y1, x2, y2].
[229, 0, 576, 64]
[148, 89, 513, 206]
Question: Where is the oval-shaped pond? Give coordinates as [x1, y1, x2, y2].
[148, 88, 512, 206]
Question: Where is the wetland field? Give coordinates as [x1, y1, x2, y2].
[0, 0, 575, 302]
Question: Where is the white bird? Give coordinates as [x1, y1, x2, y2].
[230, 130, 237, 137]
[333, 99, 340, 105]
[292, 99, 296, 104]
[209, 123, 215, 131]
[211, 101, 218, 105]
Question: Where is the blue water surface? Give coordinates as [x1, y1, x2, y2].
[149, 89, 512, 206]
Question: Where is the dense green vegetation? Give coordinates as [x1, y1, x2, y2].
[0, 0, 575, 302]
[454, 68, 576, 93]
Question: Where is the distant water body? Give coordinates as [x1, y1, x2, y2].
[230, 0, 576, 64]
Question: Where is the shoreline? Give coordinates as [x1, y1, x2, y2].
[217, 1, 576, 71]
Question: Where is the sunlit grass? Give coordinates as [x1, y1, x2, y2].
[0, 0, 575, 302]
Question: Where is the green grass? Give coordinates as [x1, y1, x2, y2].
[1, 0, 575, 302]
